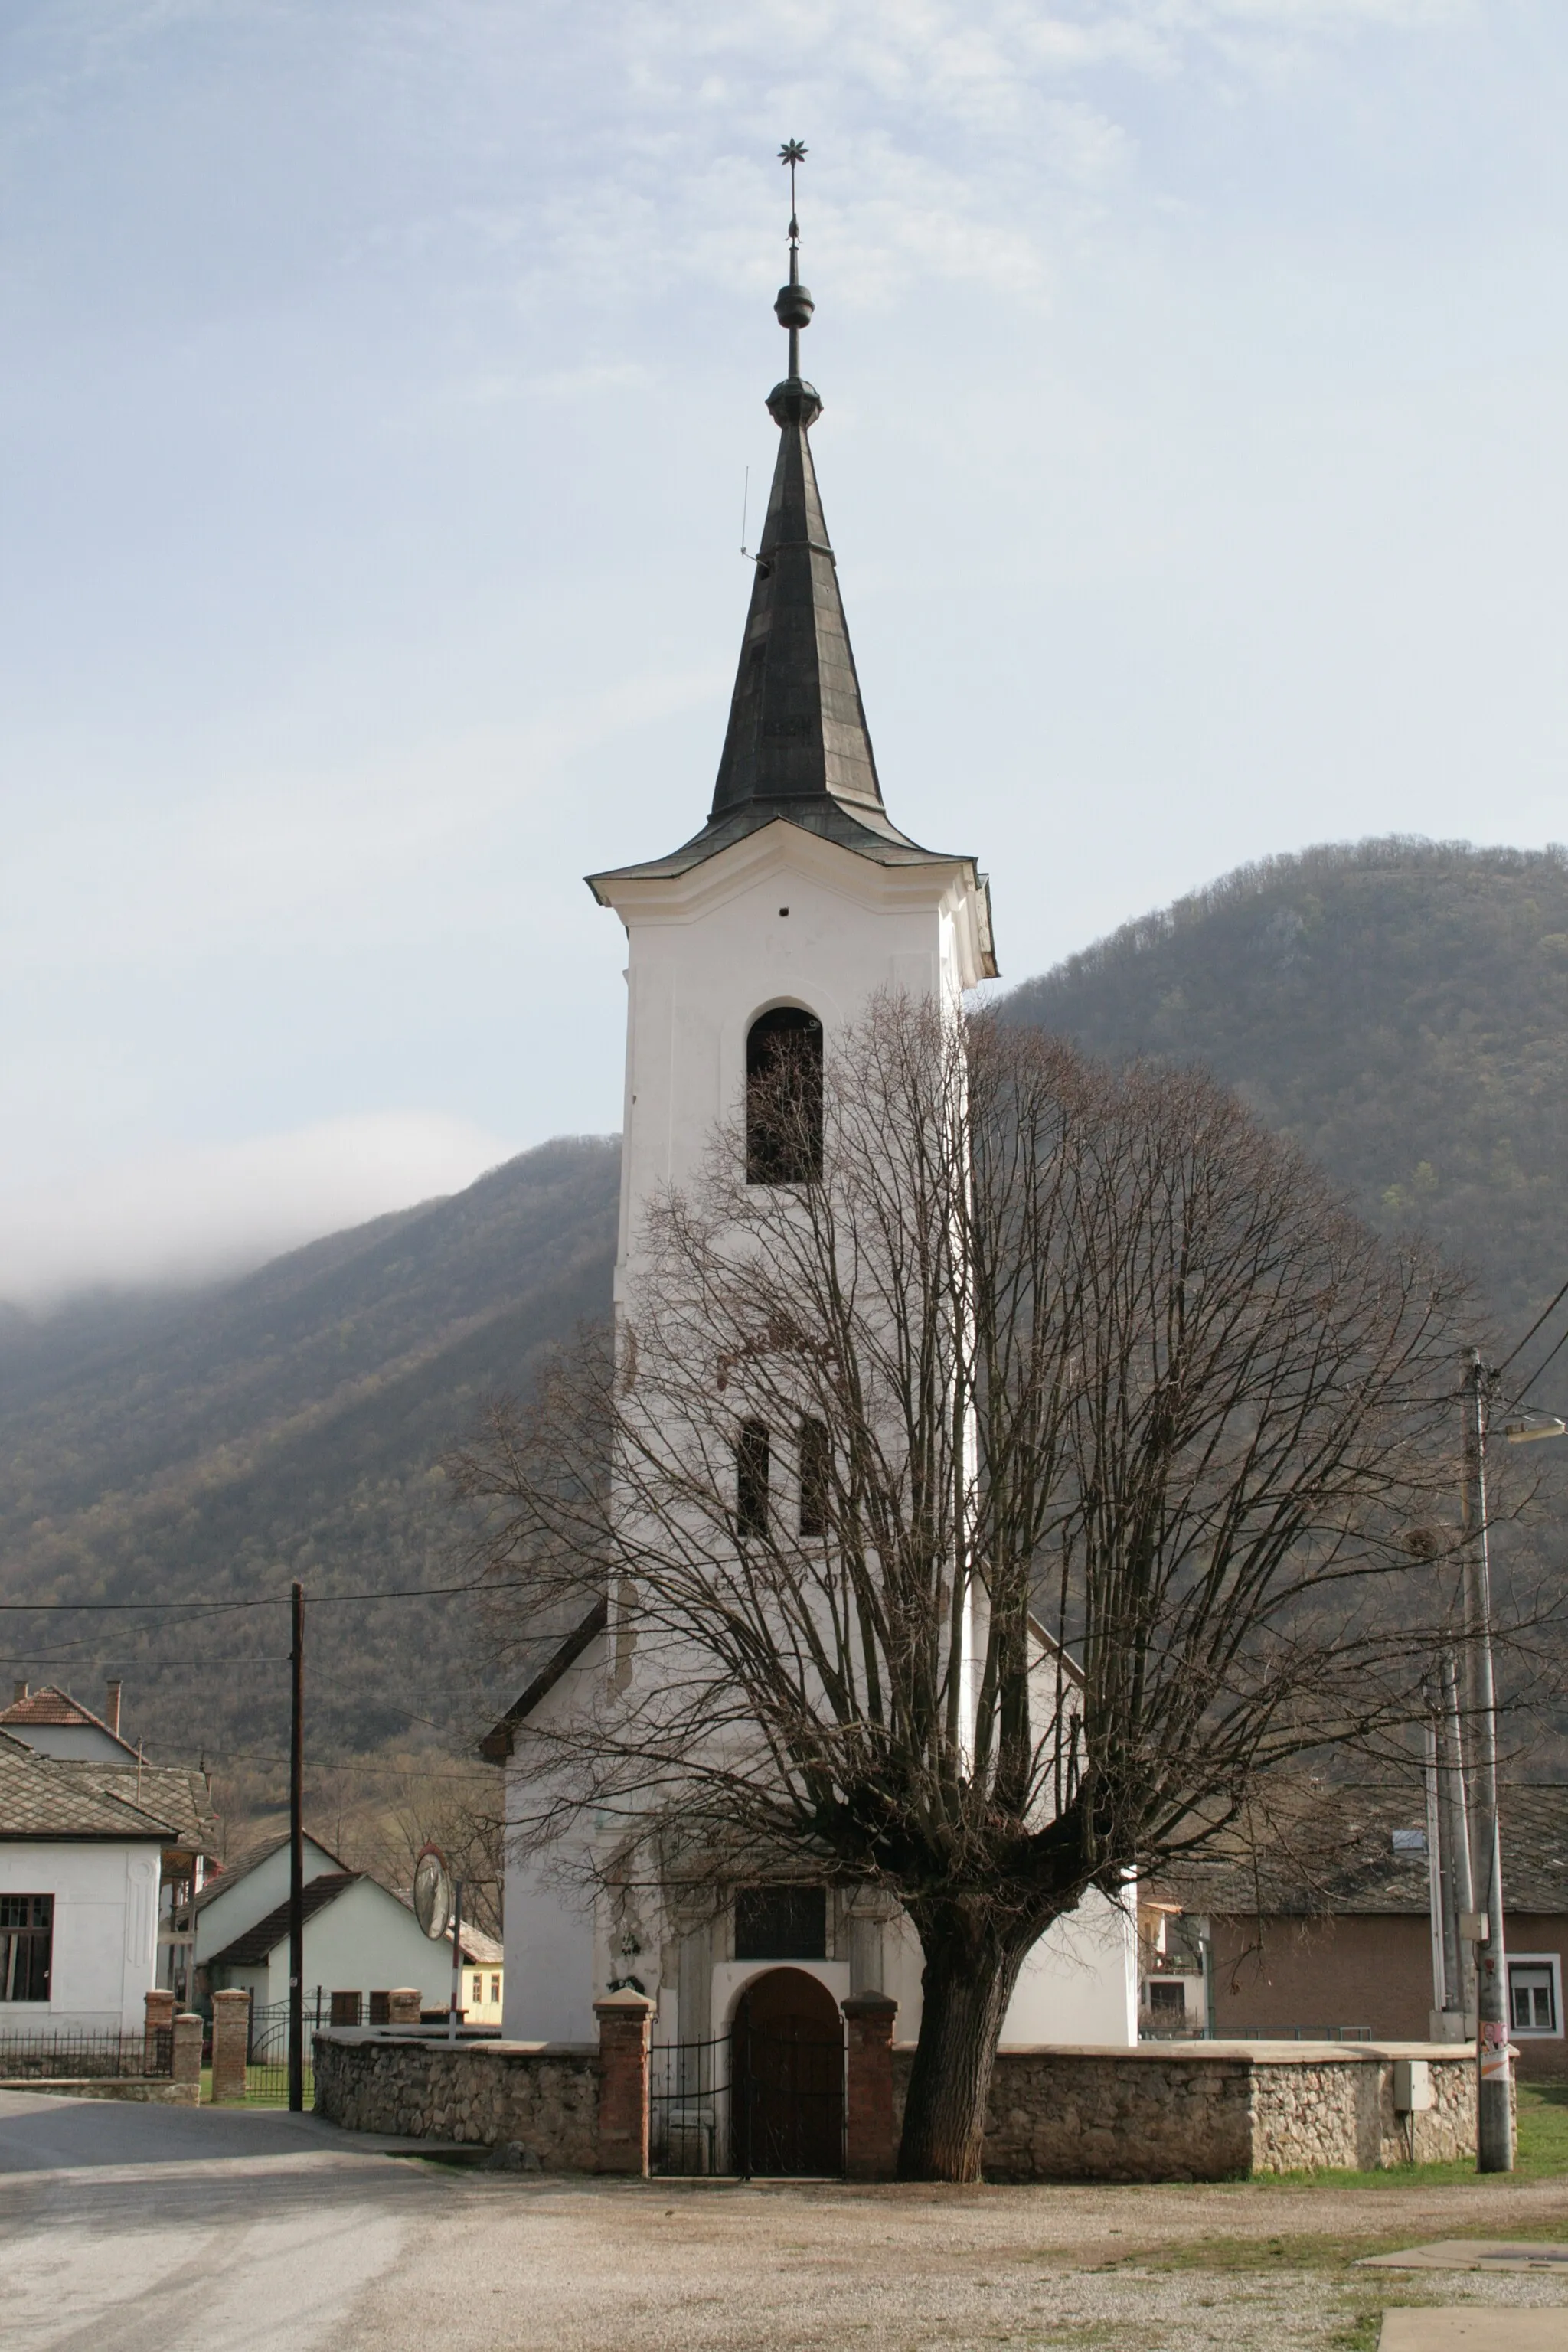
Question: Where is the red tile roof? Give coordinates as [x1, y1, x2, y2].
[0, 1684, 136, 1752]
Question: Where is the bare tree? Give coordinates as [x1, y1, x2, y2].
[452, 998, 1470, 2180]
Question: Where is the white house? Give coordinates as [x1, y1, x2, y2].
[192, 1832, 501, 2019]
[0, 1736, 174, 2034]
[488, 219, 1138, 2073]
[1, 1680, 221, 2007]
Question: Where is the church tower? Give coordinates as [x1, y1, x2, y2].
[495, 167, 1134, 2063]
[588, 176, 997, 1319]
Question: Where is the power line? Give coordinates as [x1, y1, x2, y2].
[0, 1575, 517, 1617]
[1497, 1273, 1568, 1379]
[1511, 1319, 1568, 1410]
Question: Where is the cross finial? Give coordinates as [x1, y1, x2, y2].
[772, 141, 815, 387]
[779, 138, 807, 244]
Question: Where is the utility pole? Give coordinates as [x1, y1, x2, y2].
[289, 1580, 305, 2115]
[1460, 1348, 1512, 2171]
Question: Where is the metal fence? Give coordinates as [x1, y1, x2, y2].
[1234, 2025, 1374, 2042]
[649, 2023, 844, 2179]
[0, 2027, 173, 2080]
[243, 1995, 321, 2106]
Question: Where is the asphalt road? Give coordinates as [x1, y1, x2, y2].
[6, 2089, 1568, 2351]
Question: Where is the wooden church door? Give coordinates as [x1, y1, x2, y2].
[730, 1966, 844, 2176]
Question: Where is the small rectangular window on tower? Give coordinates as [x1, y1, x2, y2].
[799, 1417, 831, 1537]
[737, 1422, 770, 1537]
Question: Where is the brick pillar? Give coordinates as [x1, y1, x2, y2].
[172, 2012, 203, 2091]
[211, 1988, 251, 2103]
[594, 1991, 655, 2176]
[143, 1987, 176, 2073]
[841, 1994, 899, 2181]
[387, 1988, 421, 2026]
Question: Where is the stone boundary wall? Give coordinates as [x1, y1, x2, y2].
[315, 2030, 1484, 2180]
[312, 2032, 597, 2167]
[889, 2043, 1482, 2182]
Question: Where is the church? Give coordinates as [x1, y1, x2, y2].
[485, 184, 1138, 2086]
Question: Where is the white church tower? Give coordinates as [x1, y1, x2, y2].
[491, 175, 1137, 2066]
[587, 200, 996, 1267]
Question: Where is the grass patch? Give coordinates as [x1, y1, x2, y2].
[1206, 2082, 1568, 2191]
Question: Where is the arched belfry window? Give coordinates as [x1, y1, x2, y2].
[746, 1007, 823, 1185]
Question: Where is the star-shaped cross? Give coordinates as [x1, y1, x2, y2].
[779, 139, 808, 168]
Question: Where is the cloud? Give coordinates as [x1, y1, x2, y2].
[0, 1112, 516, 1308]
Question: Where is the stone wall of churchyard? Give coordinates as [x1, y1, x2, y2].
[315, 2028, 1482, 2180]
[888, 2043, 1481, 2182]
[313, 2034, 597, 2168]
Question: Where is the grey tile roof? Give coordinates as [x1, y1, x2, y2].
[0, 1746, 178, 1841]
[1164, 1781, 1568, 1919]
[44, 1762, 217, 1854]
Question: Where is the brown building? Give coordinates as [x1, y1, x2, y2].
[1171, 1784, 1568, 2079]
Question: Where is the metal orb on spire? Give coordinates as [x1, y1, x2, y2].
[773, 139, 814, 362]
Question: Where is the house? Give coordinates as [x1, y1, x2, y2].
[1165, 1782, 1568, 2077]
[1, 1679, 220, 2006]
[190, 1831, 501, 2020]
[488, 215, 1138, 2066]
[0, 1735, 177, 2032]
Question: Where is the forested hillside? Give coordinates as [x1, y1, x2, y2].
[1006, 838, 1568, 1342]
[0, 1138, 619, 1771]
[5, 836, 1566, 1789]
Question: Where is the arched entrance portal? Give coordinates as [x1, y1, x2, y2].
[730, 1967, 844, 2177]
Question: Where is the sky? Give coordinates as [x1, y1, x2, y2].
[4, 0, 1567, 1304]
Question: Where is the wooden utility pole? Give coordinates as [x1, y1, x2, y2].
[1460, 1348, 1512, 2171]
[289, 1579, 305, 2114]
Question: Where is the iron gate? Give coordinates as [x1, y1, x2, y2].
[649, 2020, 844, 2178]
[244, 1993, 322, 2106]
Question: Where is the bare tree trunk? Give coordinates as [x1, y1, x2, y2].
[898, 1904, 1033, 2181]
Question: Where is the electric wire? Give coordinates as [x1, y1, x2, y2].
[1496, 1273, 1568, 1380]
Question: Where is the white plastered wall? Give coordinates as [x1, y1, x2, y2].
[501, 1628, 606, 2043]
[605, 822, 987, 1309]
[259, 1878, 474, 2011]
[0, 1838, 162, 2032]
[878, 1886, 1139, 2050]
[193, 1834, 343, 1970]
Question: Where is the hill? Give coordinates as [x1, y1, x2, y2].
[0, 1137, 619, 1772]
[1005, 837, 1568, 1342]
[5, 836, 1566, 1793]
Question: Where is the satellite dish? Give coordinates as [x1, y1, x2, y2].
[413, 1844, 452, 1941]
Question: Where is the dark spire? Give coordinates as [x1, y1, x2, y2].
[708, 145, 885, 825]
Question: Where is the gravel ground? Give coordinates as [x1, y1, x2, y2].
[352, 2169, 1568, 2352]
[5, 2093, 1568, 2351]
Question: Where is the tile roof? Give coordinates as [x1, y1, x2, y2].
[47, 1762, 217, 1854]
[0, 1684, 137, 1753]
[0, 1746, 178, 1841]
[204, 1872, 363, 1968]
[1164, 1782, 1568, 1919]
[204, 1869, 498, 1970]
[186, 1830, 351, 1919]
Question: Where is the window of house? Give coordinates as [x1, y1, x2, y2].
[746, 1008, 823, 1184]
[799, 1417, 831, 1537]
[1509, 1956, 1563, 2036]
[471, 1974, 483, 2004]
[1147, 1980, 1184, 2016]
[734, 1884, 828, 1961]
[491, 1974, 501, 2005]
[737, 1422, 770, 1537]
[0, 1895, 52, 2001]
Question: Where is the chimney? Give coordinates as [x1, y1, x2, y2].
[11, 1681, 26, 1707]
[105, 1680, 122, 1738]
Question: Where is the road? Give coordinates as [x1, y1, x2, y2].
[5, 2089, 1568, 2350]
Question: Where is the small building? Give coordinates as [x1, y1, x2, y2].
[1, 1680, 220, 2006]
[0, 1735, 177, 2033]
[191, 1832, 501, 2021]
[1168, 1782, 1568, 2078]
